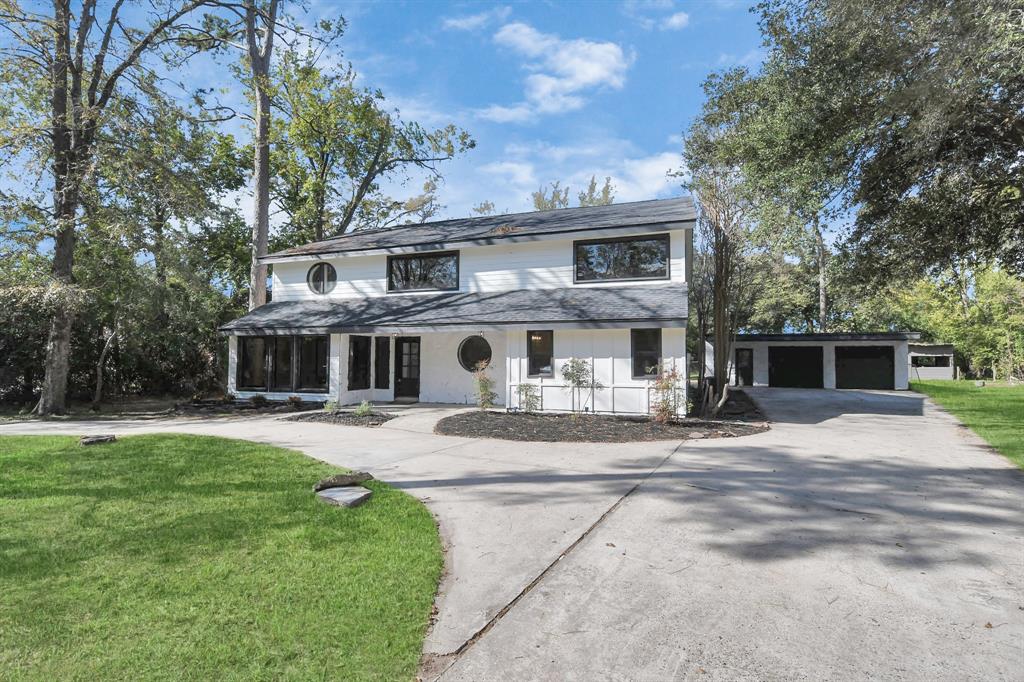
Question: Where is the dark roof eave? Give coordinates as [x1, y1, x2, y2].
[735, 332, 922, 342]
[220, 316, 688, 335]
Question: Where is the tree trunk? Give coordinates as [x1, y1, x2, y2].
[91, 327, 118, 411]
[37, 1, 75, 415]
[245, 0, 279, 310]
[815, 220, 827, 332]
[249, 82, 271, 309]
[151, 207, 169, 325]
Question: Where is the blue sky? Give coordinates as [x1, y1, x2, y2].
[315, 0, 764, 218]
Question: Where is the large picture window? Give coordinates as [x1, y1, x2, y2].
[348, 335, 371, 390]
[527, 330, 553, 376]
[387, 251, 459, 291]
[574, 234, 670, 282]
[236, 335, 329, 392]
[630, 328, 662, 378]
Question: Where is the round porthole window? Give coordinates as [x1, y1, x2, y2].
[458, 335, 492, 372]
[306, 262, 337, 295]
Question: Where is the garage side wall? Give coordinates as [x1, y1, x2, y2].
[733, 339, 910, 390]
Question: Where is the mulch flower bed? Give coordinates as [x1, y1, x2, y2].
[284, 411, 396, 427]
[436, 389, 768, 443]
[435, 412, 767, 443]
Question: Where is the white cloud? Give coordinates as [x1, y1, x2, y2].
[477, 103, 534, 123]
[661, 11, 689, 30]
[479, 22, 632, 121]
[717, 49, 766, 69]
[442, 6, 511, 31]
[479, 161, 537, 189]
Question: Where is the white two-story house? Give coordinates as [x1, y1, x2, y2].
[220, 197, 693, 414]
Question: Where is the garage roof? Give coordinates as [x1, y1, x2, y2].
[737, 332, 921, 342]
[221, 283, 688, 335]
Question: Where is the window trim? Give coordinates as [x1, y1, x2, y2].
[306, 262, 337, 295]
[296, 335, 330, 392]
[572, 233, 671, 284]
[457, 335, 493, 372]
[526, 330, 554, 377]
[630, 328, 663, 379]
[386, 250, 460, 293]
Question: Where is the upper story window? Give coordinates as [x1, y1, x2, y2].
[387, 251, 459, 292]
[307, 262, 337, 295]
[574, 234, 670, 283]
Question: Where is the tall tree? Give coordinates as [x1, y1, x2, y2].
[702, 0, 1024, 284]
[0, 0, 215, 414]
[273, 53, 473, 242]
[531, 181, 570, 211]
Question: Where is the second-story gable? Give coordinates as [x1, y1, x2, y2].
[264, 198, 695, 303]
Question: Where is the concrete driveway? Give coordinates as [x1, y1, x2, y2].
[3, 390, 1022, 680]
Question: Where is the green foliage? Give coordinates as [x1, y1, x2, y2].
[577, 176, 616, 207]
[696, 0, 1024, 281]
[531, 176, 615, 211]
[0, 434, 442, 678]
[323, 400, 338, 412]
[560, 357, 604, 413]
[516, 383, 541, 413]
[650, 364, 686, 423]
[354, 399, 373, 417]
[272, 52, 474, 244]
[532, 181, 570, 211]
[473, 364, 498, 410]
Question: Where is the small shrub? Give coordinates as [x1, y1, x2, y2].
[354, 399, 373, 417]
[650, 364, 685, 423]
[560, 357, 604, 415]
[286, 395, 304, 410]
[249, 394, 268, 408]
[222, 392, 236, 404]
[323, 400, 338, 412]
[516, 383, 541, 413]
[473, 362, 499, 409]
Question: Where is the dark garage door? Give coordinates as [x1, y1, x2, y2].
[768, 346, 824, 388]
[835, 346, 894, 390]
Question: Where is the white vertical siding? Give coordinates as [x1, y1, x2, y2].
[270, 230, 687, 302]
[505, 326, 687, 415]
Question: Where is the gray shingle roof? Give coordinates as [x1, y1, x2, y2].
[736, 332, 921, 341]
[265, 197, 695, 261]
[220, 283, 688, 334]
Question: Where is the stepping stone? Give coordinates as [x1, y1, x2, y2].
[80, 435, 116, 446]
[687, 431, 707, 439]
[316, 486, 372, 508]
[313, 471, 374, 492]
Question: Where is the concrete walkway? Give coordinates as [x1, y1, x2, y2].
[3, 390, 1022, 680]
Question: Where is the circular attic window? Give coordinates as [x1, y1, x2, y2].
[306, 262, 337, 295]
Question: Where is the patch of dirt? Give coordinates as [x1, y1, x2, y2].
[284, 411, 396, 427]
[173, 399, 325, 417]
[435, 411, 767, 443]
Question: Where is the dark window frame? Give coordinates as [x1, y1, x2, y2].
[457, 335, 493, 372]
[573, 233, 671, 284]
[236, 335, 330, 393]
[374, 336, 391, 389]
[386, 250, 460, 293]
[306, 262, 337, 295]
[527, 330, 554, 377]
[630, 328, 663, 379]
[348, 335, 372, 390]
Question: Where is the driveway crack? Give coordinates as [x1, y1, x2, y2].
[426, 439, 688, 679]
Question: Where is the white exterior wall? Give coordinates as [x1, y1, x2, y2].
[732, 339, 910, 390]
[506, 327, 687, 415]
[269, 230, 688, 302]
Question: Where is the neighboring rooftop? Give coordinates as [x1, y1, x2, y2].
[263, 197, 695, 262]
[220, 283, 688, 334]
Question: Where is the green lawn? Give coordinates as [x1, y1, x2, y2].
[0, 434, 442, 680]
[912, 380, 1024, 469]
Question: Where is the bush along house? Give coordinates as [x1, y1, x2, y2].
[220, 198, 693, 415]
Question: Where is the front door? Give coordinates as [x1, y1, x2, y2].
[735, 348, 753, 386]
[394, 336, 421, 400]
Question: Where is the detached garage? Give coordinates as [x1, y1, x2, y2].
[732, 332, 920, 390]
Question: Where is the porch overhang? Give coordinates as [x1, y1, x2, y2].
[219, 283, 688, 336]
